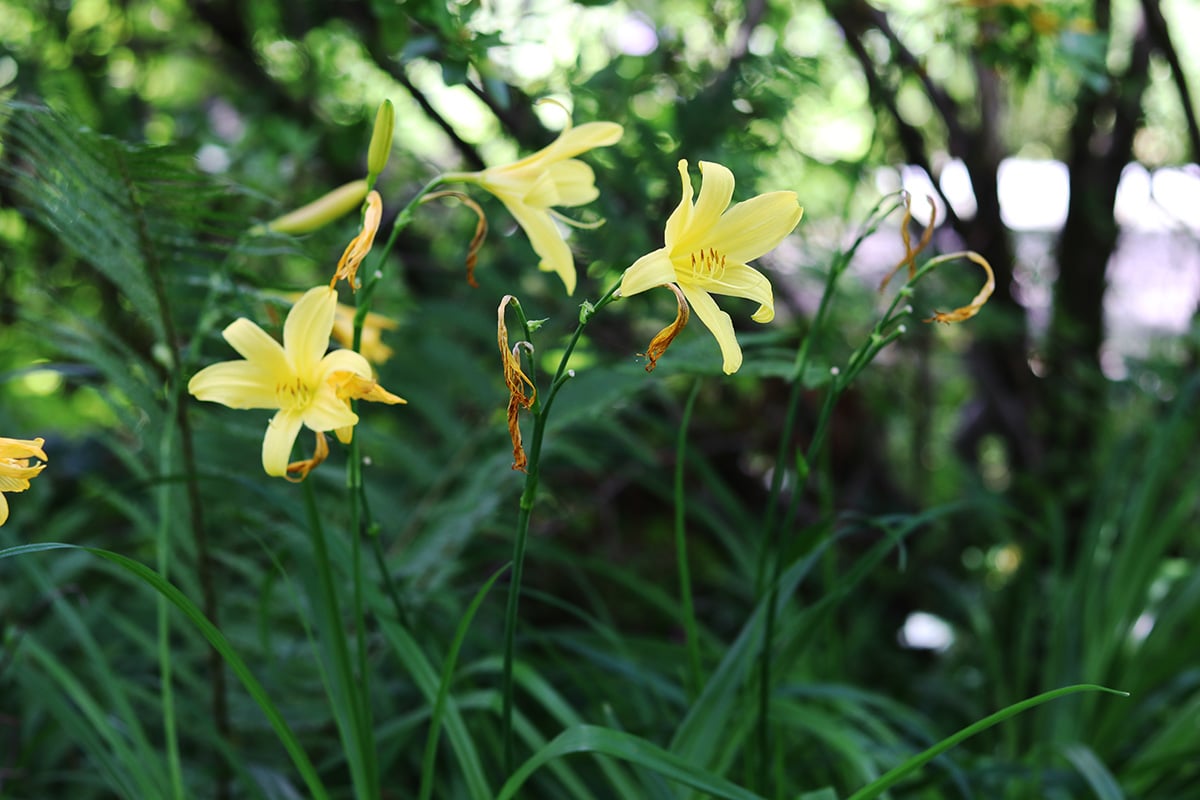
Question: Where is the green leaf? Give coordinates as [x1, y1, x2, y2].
[495, 725, 768, 800]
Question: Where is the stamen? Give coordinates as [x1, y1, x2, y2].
[687, 247, 727, 282]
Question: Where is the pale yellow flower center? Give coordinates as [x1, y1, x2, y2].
[276, 376, 317, 410]
[685, 247, 728, 283]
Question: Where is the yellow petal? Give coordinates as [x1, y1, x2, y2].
[685, 162, 736, 244]
[527, 121, 623, 166]
[680, 284, 742, 374]
[694, 261, 775, 324]
[620, 248, 675, 298]
[327, 370, 406, 405]
[0, 491, 8, 526]
[503, 200, 577, 295]
[663, 159, 695, 248]
[221, 318, 290, 375]
[283, 286, 338, 377]
[187, 361, 280, 409]
[0, 473, 32, 491]
[302, 386, 361, 432]
[262, 409, 305, 477]
[0, 437, 46, 460]
[707, 192, 803, 265]
[319, 347, 373, 381]
[545, 159, 599, 207]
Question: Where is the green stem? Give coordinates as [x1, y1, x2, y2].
[336, 173, 454, 797]
[752, 195, 907, 794]
[675, 379, 704, 701]
[302, 480, 371, 800]
[501, 281, 621, 775]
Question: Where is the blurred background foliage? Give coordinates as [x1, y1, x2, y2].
[1, 0, 1199, 798]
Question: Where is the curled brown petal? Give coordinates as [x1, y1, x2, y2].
[286, 431, 330, 482]
[331, 191, 383, 291]
[498, 295, 536, 471]
[879, 192, 937, 292]
[640, 283, 689, 373]
[422, 191, 489, 288]
[923, 250, 996, 324]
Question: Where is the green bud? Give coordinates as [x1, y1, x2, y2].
[265, 179, 369, 235]
[367, 99, 395, 178]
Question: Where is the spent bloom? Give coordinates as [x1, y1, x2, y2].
[188, 286, 404, 479]
[620, 159, 803, 374]
[0, 436, 48, 526]
[445, 116, 623, 295]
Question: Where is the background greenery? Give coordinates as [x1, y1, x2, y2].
[1, 0, 1198, 798]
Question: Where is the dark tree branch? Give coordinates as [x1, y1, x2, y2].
[1139, 0, 1200, 161]
[827, 6, 961, 228]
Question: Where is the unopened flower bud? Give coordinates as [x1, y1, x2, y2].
[265, 179, 369, 234]
[367, 99, 395, 178]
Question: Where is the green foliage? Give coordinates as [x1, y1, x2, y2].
[1, 1, 1197, 799]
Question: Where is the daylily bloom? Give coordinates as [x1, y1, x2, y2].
[620, 160, 803, 374]
[188, 286, 404, 479]
[0, 436, 47, 526]
[445, 119, 623, 295]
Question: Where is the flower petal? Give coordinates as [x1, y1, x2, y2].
[706, 191, 802, 265]
[697, 262, 775, 323]
[680, 284, 743, 374]
[318, 347, 373, 381]
[545, 159, 599, 207]
[0, 490, 7, 526]
[302, 387, 360, 433]
[663, 160, 695, 248]
[283, 286, 337, 377]
[532, 121, 623, 164]
[674, 161, 735, 253]
[620, 248, 676, 298]
[262, 409, 305, 477]
[221, 318, 289, 374]
[188, 361, 281, 409]
[503, 200, 577, 295]
[0, 437, 46, 460]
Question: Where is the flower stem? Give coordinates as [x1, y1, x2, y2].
[302, 480, 373, 800]
[753, 195, 905, 793]
[501, 281, 621, 775]
[676, 378, 704, 701]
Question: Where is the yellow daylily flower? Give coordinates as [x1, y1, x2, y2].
[188, 286, 405, 479]
[445, 119, 624, 295]
[0, 436, 48, 527]
[620, 160, 803, 374]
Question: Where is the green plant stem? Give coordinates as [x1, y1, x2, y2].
[751, 195, 907, 794]
[303, 480, 372, 800]
[676, 379, 704, 701]
[501, 282, 621, 775]
[123, 146, 228, 800]
[337, 174, 454, 798]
